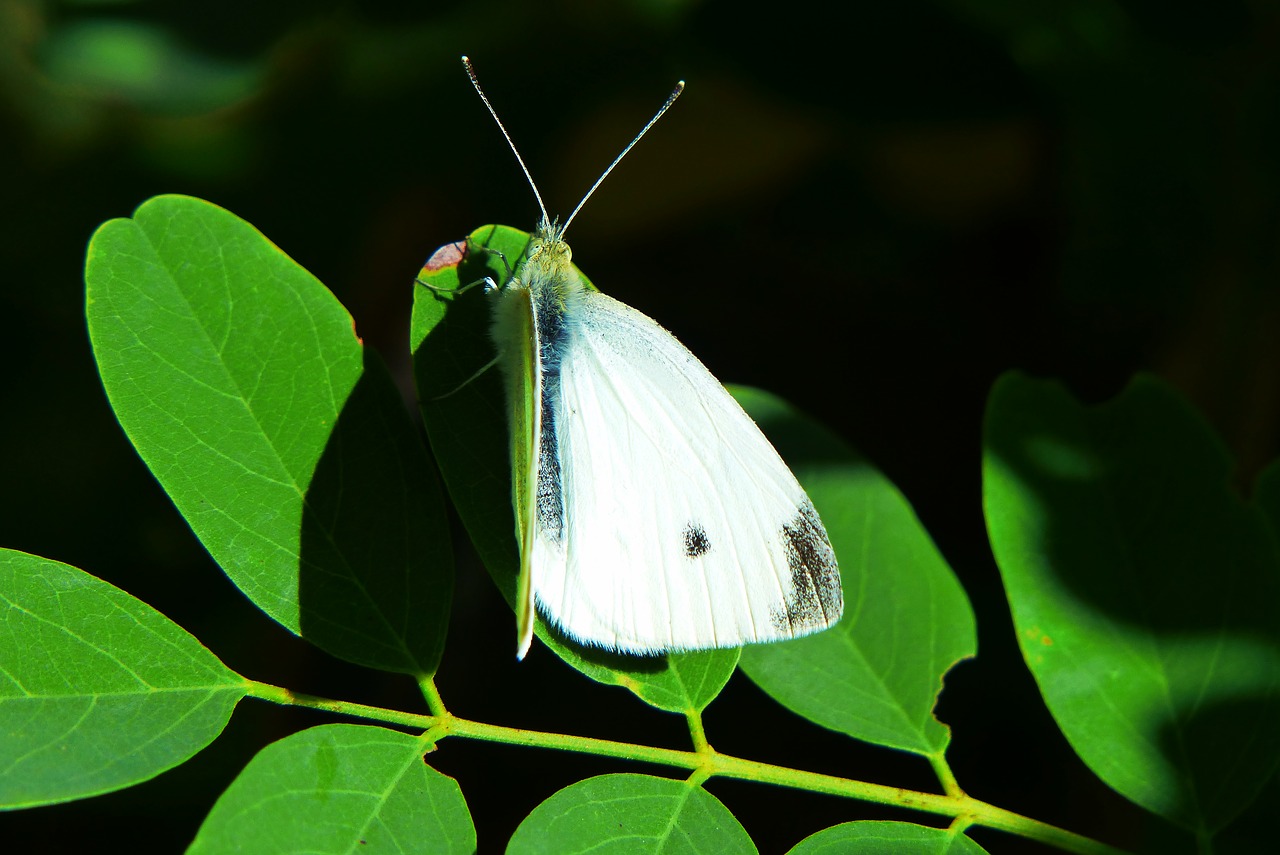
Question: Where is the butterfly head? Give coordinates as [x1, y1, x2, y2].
[526, 217, 573, 272]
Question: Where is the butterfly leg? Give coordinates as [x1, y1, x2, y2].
[466, 238, 514, 286]
[415, 272, 498, 298]
[430, 354, 501, 400]
[415, 236, 512, 297]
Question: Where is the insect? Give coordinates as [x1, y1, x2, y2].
[457, 56, 843, 658]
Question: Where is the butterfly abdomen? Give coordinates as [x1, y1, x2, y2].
[530, 290, 570, 545]
[490, 233, 590, 554]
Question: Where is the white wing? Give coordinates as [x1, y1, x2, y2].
[530, 289, 843, 653]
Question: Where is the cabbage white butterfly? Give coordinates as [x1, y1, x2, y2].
[459, 56, 843, 659]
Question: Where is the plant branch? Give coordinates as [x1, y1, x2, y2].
[248, 682, 1129, 855]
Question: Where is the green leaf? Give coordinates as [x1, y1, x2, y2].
[411, 225, 735, 709]
[983, 372, 1280, 833]
[506, 773, 755, 855]
[188, 724, 474, 854]
[0, 549, 247, 808]
[787, 821, 988, 854]
[86, 194, 452, 676]
[616, 649, 739, 714]
[737, 388, 976, 757]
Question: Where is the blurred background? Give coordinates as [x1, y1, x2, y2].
[2, 0, 1278, 852]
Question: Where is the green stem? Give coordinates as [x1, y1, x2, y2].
[248, 684, 1128, 855]
[435, 717, 1127, 854]
[249, 681, 433, 730]
[418, 675, 447, 717]
[929, 751, 963, 798]
[685, 709, 711, 753]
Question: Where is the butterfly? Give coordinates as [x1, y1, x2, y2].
[454, 56, 843, 659]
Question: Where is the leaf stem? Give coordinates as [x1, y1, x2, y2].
[685, 710, 711, 753]
[929, 751, 964, 797]
[248, 683, 1128, 855]
[418, 675, 447, 716]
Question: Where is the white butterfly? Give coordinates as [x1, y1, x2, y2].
[460, 57, 843, 658]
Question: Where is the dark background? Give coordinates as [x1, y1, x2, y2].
[3, 1, 1278, 852]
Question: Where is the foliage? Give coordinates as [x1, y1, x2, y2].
[2, 194, 1277, 852]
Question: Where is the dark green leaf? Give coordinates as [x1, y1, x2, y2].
[506, 773, 755, 855]
[189, 724, 474, 854]
[411, 225, 734, 709]
[0, 549, 247, 808]
[86, 194, 452, 676]
[737, 388, 975, 756]
[983, 372, 1280, 832]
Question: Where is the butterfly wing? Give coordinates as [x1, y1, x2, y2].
[491, 284, 540, 659]
[531, 290, 843, 653]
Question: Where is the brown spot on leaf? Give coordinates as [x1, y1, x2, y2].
[421, 240, 468, 273]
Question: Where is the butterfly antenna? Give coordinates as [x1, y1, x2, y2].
[560, 79, 685, 236]
[463, 55, 550, 227]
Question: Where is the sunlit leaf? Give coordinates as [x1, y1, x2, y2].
[507, 773, 755, 854]
[788, 821, 988, 854]
[189, 724, 474, 854]
[86, 194, 452, 676]
[0, 549, 247, 808]
[738, 388, 975, 756]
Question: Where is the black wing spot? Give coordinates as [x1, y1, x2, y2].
[683, 523, 711, 558]
[770, 501, 843, 633]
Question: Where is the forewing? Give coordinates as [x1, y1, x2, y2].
[531, 291, 843, 653]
